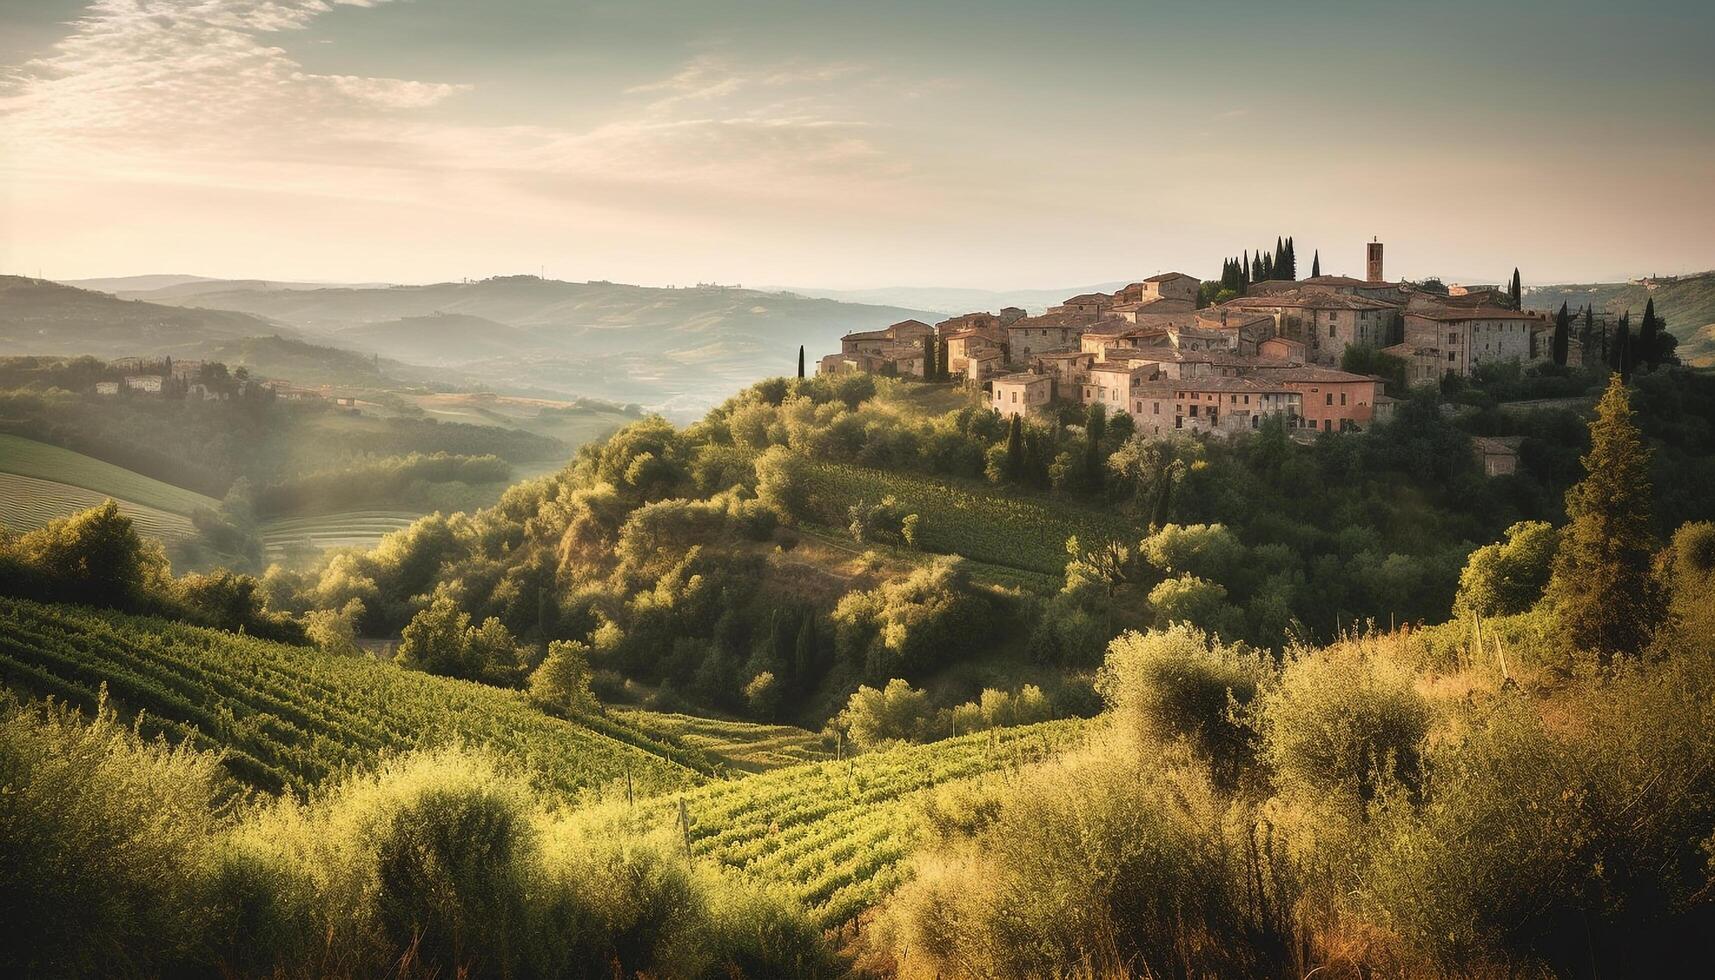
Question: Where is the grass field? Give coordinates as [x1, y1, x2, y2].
[802, 459, 1133, 578]
[0, 597, 704, 799]
[0, 472, 197, 540]
[617, 710, 833, 772]
[0, 433, 218, 514]
[259, 510, 421, 558]
[580, 717, 1091, 927]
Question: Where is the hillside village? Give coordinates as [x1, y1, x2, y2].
[819, 240, 1583, 442]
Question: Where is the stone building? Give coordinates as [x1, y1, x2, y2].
[990, 373, 1053, 419]
[1402, 308, 1544, 377]
[1007, 312, 1103, 360]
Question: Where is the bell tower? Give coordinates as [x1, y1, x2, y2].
[1365, 239, 1385, 283]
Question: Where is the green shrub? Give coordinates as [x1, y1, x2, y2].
[1453, 520, 1559, 617]
[887, 746, 1302, 979]
[1259, 645, 1430, 812]
[1098, 625, 1272, 785]
[0, 696, 221, 979]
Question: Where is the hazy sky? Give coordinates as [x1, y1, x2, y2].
[2, 0, 1713, 288]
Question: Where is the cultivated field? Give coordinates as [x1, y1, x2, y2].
[0, 597, 702, 798]
[580, 717, 1090, 927]
[802, 459, 1133, 577]
[0, 433, 218, 514]
[259, 509, 421, 558]
[618, 709, 834, 772]
[0, 472, 197, 540]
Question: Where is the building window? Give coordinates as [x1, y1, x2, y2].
[1175, 416, 1183, 429]
[1153, 402, 1160, 415]
[1190, 405, 1199, 417]
[1328, 324, 1336, 337]
[1340, 392, 1347, 406]
[1325, 393, 1333, 406]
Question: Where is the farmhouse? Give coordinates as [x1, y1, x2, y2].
[1402, 308, 1546, 377]
[124, 375, 164, 393]
[94, 381, 119, 396]
[1471, 435, 1524, 476]
[990, 372, 1053, 418]
[1007, 312, 1105, 360]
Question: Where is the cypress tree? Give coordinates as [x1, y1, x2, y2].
[1580, 305, 1596, 366]
[1508, 268, 1522, 310]
[1552, 302, 1570, 366]
[1311, 249, 1321, 278]
[797, 344, 806, 378]
[1639, 298, 1660, 371]
[1274, 237, 1285, 278]
[1243, 250, 1252, 285]
[1261, 251, 1274, 281]
[793, 610, 818, 693]
[1004, 414, 1024, 481]
[1083, 403, 1107, 491]
[1611, 312, 1632, 381]
[1545, 375, 1665, 658]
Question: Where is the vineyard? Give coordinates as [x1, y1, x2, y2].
[0, 597, 702, 799]
[259, 510, 422, 559]
[617, 709, 833, 772]
[0, 472, 196, 540]
[0, 433, 218, 514]
[801, 460, 1133, 578]
[580, 717, 1090, 928]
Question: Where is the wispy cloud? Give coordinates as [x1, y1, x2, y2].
[0, 1, 899, 204]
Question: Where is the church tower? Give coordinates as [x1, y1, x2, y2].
[1365, 239, 1385, 282]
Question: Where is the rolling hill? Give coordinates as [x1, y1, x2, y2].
[124, 274, 940, 416]
[0, 275, 297, 359]
[334, 312, 543, 365]
[1527, 271, 1715, 366]
[0, 596, 705, 798]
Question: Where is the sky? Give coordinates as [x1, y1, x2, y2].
[2, 0, 1713, 289]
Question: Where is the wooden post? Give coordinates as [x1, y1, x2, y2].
[678, 799, 693, 857]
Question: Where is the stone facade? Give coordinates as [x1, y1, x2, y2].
[990, 373, 1053, 418]
[1403, 309, 1543, 377]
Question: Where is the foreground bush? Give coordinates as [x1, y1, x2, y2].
[2, 705, 836, 979]
[886, 742, 1304, 979]
[1098, 625, 1273, 786]
[0, 696, 223, 979]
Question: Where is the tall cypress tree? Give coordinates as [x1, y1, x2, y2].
[1508, 268, 1522, 310]
[797, 344, 806, 378]
[1552, 302, 1570, 366]
[1004, 414, 1024, 481]
[1083, 403, 1107, 490]
[1243, 250, 1252, 286]
[792, 610, 819, 693]
[1545, 375, 1665, 658]
[1283, 236, 1296, 279]
[1611, 312, 1632, 381]
[1638, 298, 1660, 371]
[1580, 305, 1596, 366]
[1311, 250, 1321, 278]
[1261, 251, 1274, 281]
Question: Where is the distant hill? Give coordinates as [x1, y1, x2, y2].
[125, 275, 940, 415]
[335, 312, 544, 365]
[1527, 271, 1715, 366]
[764, 281, 1132, 316]
[0, 276, 297, 359]
[92, 277, 395, 302]
[192, 334, 422, 386]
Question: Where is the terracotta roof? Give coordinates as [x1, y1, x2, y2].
[992, 372, 1051, 385]
[1009, 311, 1106, 329]
[1089, 361, 1150, 375]
[1406, 307, 1540, 322]
[1222, 291, 1399, 311]
[1144, 272, 1197, 283]
[1058, 292, 1113, 306]
[1261, 367, 1379, 384]
[1173, 376, 1293, 394]
[1034, 349, 1093, 360]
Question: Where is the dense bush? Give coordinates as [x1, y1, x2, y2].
[1, 705, 837, 979]
[1452, 519, 1559, 616]
[1258, 644, 1431, 811]
[0, 697, 223, 979]
[831, 558, 1001, 681]
[885, 744, 1304, 979]
[1098, 625, 1272, 786]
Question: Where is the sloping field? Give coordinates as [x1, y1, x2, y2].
[618, 709, 833, 772]
[0, 597, 703, 799]
[0, 433, 218, 513]
[259, 510, 421, 557]
[0, 472, 196, 540]
[802, 459, 1132, 577]
[582, 717, 1091, 927]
